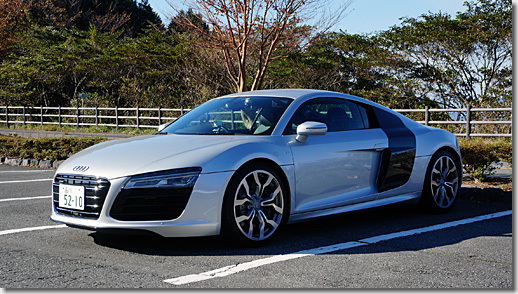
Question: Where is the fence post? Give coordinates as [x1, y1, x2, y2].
[424, 106, 430, 126]
[58, 106, 62, 127]
[231, 110, 235, 129]
[23, 106, 26, 126]
[95, 106, 99, 126]
[76, 106, 80, 127]
[115, 106, 119, 131]
[5, 105, 9, 128]
[40, 105, 43, 125]
[158, 106, 162, 126]
[181, 106, 184, 116]
[136, 106, 140, 129]
[466, 105, 472, 139]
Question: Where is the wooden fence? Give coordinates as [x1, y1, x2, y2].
[0, 105, 512, 138]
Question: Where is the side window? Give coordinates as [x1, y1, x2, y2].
[358, 104, 379, 129]
[283, 98, 367, 135]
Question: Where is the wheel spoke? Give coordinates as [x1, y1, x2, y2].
[236, 210, 254, 224]
[260, 174, 273, 196]
[247, 211, 256, 238]
[262, 186, 281, 203]
[252, 172, 262, 195]
[447, 165, 457, 178]
[257, 211, 267, 240]
[432, 186, 441, 201]
[240, 179, 251, 197]
[443, 158, 450, 177]
[444, 179, 458, 195]
[258, 210, 279, 232]
[443, 188, 453, 206]
[438, 187, 446, 205]
[262, 202, 283, 214]
[234, 197, 252, 207]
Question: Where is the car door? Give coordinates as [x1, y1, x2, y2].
[284, 98, 388, 213]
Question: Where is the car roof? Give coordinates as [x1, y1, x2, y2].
[220, 88, 385, 110]
[221, 88, 421, 128]
[220, 89, 353, 100]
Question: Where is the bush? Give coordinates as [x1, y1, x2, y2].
[459, 138, 512, 182]
[0, 135, 108, 161]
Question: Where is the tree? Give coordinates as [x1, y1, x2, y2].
[0, 23, 231, 108]
[381, 0, 512, 109]
[69, 0, 163, 37]
[170, 0, 350, 92]
[0, 0, 27, 57]
[263, 31, 437, 109]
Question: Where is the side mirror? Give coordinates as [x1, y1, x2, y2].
[296, 121, 327, 143]
[158, 122, 172, 132]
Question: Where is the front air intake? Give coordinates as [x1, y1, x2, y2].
[109, 187, 193, 221]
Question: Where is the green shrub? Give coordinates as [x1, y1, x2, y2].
[0, 135, 108, 161]
[458, 138, 512, 182]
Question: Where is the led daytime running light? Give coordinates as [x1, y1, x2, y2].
[123, 168, 201, 190]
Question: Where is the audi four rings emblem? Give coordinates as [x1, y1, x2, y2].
[73, 165, 90, 172]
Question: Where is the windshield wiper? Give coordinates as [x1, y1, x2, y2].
[199, 132, 236, 135]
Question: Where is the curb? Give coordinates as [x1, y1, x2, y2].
[458, 186, 512, 205]
[0, 155, 512, 204]
[1, 156, 65, 169]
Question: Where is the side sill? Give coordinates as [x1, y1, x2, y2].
[287, 192, 421, 224]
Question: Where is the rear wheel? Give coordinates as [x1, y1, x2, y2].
[221, 164, 287, 246]
[420, 150, 461, 213]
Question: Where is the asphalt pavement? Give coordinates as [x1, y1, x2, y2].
[0, 164, 512, 289]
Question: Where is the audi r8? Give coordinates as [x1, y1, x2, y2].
[51, 89, 462, 246]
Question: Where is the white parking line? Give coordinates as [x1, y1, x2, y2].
[0, 195, 52, 202]
[164, 210, 512, 285]
[0, 224, 67, 236]
[0, 179, 53, 184]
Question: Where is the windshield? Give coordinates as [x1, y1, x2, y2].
[161, 96, 293, 135]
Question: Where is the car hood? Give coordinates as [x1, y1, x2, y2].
[56, 134, 258, 179]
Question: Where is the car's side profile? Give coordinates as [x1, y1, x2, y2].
[51, 89, 462, 246]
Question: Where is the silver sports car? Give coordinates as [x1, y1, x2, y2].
[51, 89, 462, 246]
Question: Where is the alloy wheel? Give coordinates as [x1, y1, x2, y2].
[233, 170, 284, 241]
[430, 155, 459, 208]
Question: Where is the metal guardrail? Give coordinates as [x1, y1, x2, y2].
[392, 106, 512, 138]
[0, 105, 512, 138]
[0, 106, 187, 130]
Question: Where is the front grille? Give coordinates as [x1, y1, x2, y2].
[109, 187, 192, 221]
[53, 174, 111, 219]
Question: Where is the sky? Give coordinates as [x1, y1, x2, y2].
[146, 0, 469, 34]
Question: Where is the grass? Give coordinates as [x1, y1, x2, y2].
[0, 123, 156, 136]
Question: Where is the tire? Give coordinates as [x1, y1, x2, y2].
[221, 163, 288, 247]
[419, 150, 461, 213]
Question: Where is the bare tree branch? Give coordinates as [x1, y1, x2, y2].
[168, 0, 351, 92]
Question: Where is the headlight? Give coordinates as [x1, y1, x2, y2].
[122, 167, 202, 190]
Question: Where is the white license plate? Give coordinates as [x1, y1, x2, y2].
[59, 184, 85, 211]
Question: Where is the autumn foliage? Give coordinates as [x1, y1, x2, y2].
[0, 0, 512, 116]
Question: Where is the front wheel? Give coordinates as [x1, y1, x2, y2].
[420, 150, 461, 213]
[221, 164, 288, 246]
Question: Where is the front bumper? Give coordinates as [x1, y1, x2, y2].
[51, 171, 233, 237]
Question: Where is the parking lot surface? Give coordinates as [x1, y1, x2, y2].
[0, 164, 512, 289]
